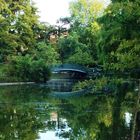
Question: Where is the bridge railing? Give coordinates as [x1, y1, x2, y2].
[51, 64, 89, 73]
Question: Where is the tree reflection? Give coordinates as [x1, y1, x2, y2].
[0, 104, 46, 140]
[55, 81, 137, 140]
[0, 83, 139, 140]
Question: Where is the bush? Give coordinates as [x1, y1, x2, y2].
[30, 59, 51, 83]
[7, 55, 51, 83]
[4, 42, 60, 83]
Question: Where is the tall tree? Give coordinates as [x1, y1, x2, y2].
[0, 0, 39, 62]
[69, 0, 105, 25]
[68, 0, 107, 63]
[97, 1, 140, 72]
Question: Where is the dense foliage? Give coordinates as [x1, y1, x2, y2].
[0, 0, 39, 61]
[97, 1, 140, 72]
[0, 0, 140, 80]
[0, 0, 59, 82]
[0, 0, 140, 139]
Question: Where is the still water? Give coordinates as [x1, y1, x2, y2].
[0, 84, 137, 140]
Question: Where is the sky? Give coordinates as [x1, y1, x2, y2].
[33, 0, 75, 25]
[33, 0, 110, 25]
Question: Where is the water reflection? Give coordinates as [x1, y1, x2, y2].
[0, 83, 138, 140]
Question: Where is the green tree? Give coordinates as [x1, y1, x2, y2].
[69, 0, 105, 25]
[68, 0, 107, 63]
[57, 33, 93, 66]
[0, 0, 39, 62]
[34, 42, 60, 65]
[7, 42, 60, 82]
[97, 1, 140, 72]
[66, 47, 94, 66]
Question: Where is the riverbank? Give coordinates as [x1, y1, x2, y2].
[0, 82, 35, 86]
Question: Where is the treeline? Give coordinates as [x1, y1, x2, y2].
[0, 0, 59, 82]
[0, 0, 140, 82]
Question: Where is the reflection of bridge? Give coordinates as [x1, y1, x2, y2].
[48, 88, 90, 98]
[47, 79, 80, 92]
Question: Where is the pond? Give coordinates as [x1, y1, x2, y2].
[0, 83, 139, 140]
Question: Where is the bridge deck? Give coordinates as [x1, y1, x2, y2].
[51, 64, 88, 74]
